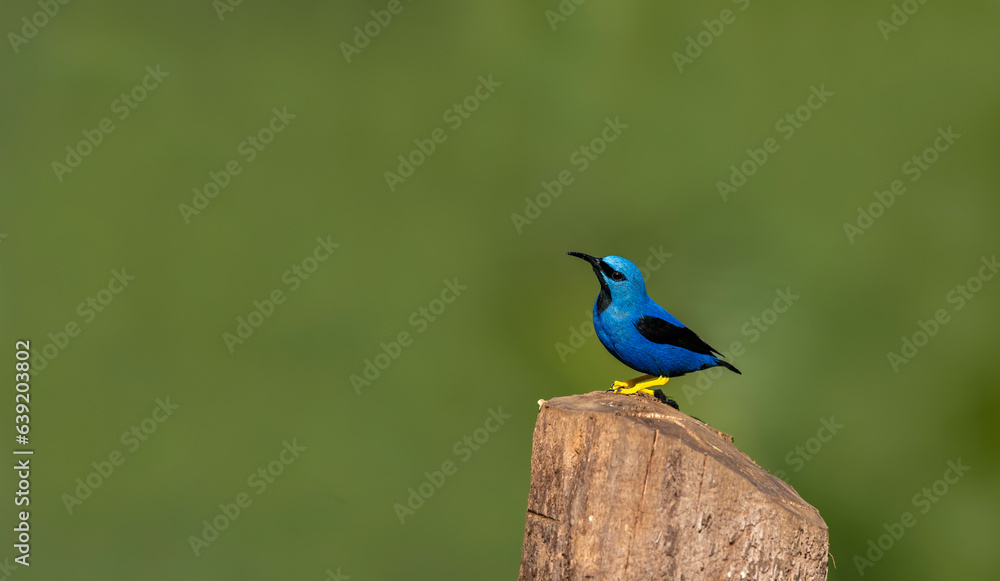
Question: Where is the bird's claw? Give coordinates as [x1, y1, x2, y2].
[609, 380, 630, 391]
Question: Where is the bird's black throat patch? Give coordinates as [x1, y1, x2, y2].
[595, 276, 611, 313]
[593, 259, 624, 313]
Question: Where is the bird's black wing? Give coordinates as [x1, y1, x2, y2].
[634, 315, 722, 357]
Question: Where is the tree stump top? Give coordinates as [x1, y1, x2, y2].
[519, 391, 828, 580]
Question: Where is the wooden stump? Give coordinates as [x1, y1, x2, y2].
[518, 392, 828, 580]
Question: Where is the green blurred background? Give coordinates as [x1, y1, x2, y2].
[2, 0, 999, 579]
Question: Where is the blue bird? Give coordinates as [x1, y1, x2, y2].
[567, 252, 740, 397]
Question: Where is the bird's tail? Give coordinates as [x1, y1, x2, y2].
[717, 359, 741, 375]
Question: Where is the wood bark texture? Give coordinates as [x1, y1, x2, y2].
[518, 391, 828, 581]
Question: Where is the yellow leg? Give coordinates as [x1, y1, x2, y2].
[611, 374, 654, 390]
[610, 374, 669, 396]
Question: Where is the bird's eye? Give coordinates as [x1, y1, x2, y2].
[610, 271, 626, 281]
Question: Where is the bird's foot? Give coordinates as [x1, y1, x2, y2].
[609, 375, 669, 395]
[614, 385, 657, 396]
[610, 379, 636, 390]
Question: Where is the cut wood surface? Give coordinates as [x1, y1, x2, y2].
[518, 391, 828, 581]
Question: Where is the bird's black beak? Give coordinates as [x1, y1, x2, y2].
[567, 251, 601, 267]
[567, 251, 605, 279]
